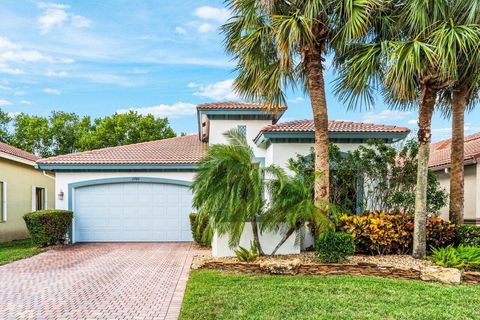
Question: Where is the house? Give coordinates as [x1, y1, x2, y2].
[0, 141, 55, 242]
[429, 132, 480, 225]
[36, 102, 410, 244]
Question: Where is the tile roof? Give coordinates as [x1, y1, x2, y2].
[197, 101, 287, 111]
[37, 135, 207, 165]
[0, 140, 39, 162]
[258, 119, 411, 134]
[429, 132, 480, 169]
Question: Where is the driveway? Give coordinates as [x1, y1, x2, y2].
[0, 243, 196, 320]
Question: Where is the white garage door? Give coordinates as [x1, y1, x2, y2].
[74, 182, 193, 242]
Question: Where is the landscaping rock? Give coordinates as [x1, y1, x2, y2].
[259, 259, 302, 275]
[420, 266, 462, 284]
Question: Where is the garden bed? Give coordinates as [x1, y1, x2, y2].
[191, 252, 476, 284]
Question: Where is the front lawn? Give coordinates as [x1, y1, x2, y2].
[180, 270, 480, 320]
[0, 239, 42, 265]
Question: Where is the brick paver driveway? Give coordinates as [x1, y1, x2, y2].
[0, 243, 196, 320]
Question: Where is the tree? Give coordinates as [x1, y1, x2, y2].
[12, 113, 52, 157]
[334, 0, 480, 258]
[49, 111, 91, 155]
[0, 108, 11, 142]
[192, 129, 266, 255]
[222, 0, 378, 209]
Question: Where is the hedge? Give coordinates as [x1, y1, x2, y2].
[23, 210, 73, 247]
[189, 213, 213, 247]
[316, 232, 355, 263]
[456, 224, 480, 247]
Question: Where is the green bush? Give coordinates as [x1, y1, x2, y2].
[235, 241, 259, 262]
[189, 213, 213, 247]
[23, 210, 73, 247]
[432, 245, 480, 271]
[316, 232, 355, 263]
[456, 225, 480, 247]
[341, 212, 455, 255]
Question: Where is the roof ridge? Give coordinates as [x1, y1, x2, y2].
[0, 140, 39, 162]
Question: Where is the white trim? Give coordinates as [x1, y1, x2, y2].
[31, 186, 36, 211]
[31, 185, 47, 211]
[44, 188, 48, 210]
[0, 151, 36, 167]
[1, 181, 6, 222]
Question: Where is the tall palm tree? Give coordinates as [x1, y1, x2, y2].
[191, 129, 266, 254]
[436, 0, 480, 224]
[335, 0, 480, 258]
[222, 0, 379, 210]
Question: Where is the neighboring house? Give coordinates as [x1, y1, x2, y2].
[429, 132, 480, 225]
[0, 141, 55, 242]
[37, 102, 410, 244]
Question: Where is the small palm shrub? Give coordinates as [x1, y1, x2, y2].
[341, 212, 455, 255]
[456, 225, 480, 247]
[189, 213, 213, 247]
[432, 245, 480, 271]
[23, 210, 73, 247]
[316, 232, 355, 263]
[235, 241, 258, 263]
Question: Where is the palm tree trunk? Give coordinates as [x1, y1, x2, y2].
[271, 227, 295, 256]
[251, 216, 264, 255]
[449, 87, 470, 224]
[303, 46, 330, 209]
[413, 85, 437, 259]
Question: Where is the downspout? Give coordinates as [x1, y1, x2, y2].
[43, 170, 55, 180]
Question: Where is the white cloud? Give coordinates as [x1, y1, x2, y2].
[117, 102, 197, 118]
[432, 123, 480, 140]
[0, 85, 12, 91]
[37, 2, 92, 34]
[289, 97, 305, 104]
[7, 111, 20, 118]
[362, 110, 412, 123]
[43, 88, 61, 95]
[193, 6, 230, 23]
[0, 37, 19, 50]
[82, 73, 133, 87]
[197, 22, 215, 33]
[20, 100, 31, 105]
[193, 79, 238, 101]
[0, 99, 12, 106]
[407, 119, 417, 125]
[130, 68, 149, 74]
[46, 69, 68, 77]
[187, 82, 199, 88]
[0, 65, 24, 75]
[175, 27, 187, 36]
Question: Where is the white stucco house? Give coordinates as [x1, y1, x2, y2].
[36, 101, 410, 254]
[429, 132, 480, 225]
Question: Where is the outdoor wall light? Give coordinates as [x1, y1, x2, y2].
[58, 190, 64, 200]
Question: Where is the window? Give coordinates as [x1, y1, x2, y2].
[237, 125, 247, 136]
[32, 186, 47, 211]
[0, 181, 6, 222]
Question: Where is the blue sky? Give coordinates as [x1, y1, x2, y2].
[0, 0, 479, 141]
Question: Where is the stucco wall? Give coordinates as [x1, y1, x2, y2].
[434, 164, 477, 222]
[0, 158, 55, 242]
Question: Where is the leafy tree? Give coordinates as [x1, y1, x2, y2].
[222, 0, 379, 209]
[11, 113, 52, 157]
[49, 112, 90, 155]
[334, 0, 480, 258]
[192, 129, 266, 255]
[0, 108, 11, 142]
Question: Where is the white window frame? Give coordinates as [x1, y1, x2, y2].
[1, 181, 6, 222]
[32, 186, 48, 211]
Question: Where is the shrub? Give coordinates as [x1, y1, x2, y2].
[23, 210, 73, 247]
[189, 213, 213, 247]
[456, 225, 480, 247]
[341, 212, 455, 255]
[235, 241, 258, 262]
[432, 245, 480, 271]
[316, 232, 355, 263]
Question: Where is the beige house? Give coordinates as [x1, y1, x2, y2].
[429, 132, 480, 225]
[0, 141, 55, 242]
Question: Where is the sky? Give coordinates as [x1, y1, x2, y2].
[0, 0, 479, 141]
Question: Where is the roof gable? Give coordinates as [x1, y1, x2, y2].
[429, 132, 480, 169]
[0, 141, 39, 164]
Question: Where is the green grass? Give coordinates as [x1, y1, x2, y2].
[0, 239, 42, 265]
[180, 270, 480, 320]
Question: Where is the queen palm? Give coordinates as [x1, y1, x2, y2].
[334, 0, 480, 258]
[222, 0, 379, 209]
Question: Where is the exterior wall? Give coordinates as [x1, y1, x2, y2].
[54, 171, 196, 211]
[434, 164, 477, 222]
[212, 222, 300, 257]
[0, 159, 55, 242]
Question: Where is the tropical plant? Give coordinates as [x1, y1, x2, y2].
[192, 129, 266, 254]
[23, 210, 73, 247]
[432, 245, 480, 271]
[222, 0, 380, 210]
[189, 213, 213, 247]
[235, 241, 259, 263]
[334, 0, 480, 258]
[456, 225, 480, 247]
[316, 231, 355, 263]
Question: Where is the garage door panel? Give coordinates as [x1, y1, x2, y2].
[74, 182, 193, 242]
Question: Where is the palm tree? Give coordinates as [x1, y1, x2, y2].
[191, 129, 266, 254]
[436, 0, 480, 224]
[334, 0, 480, 258]
[222, 0, 379, 210]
